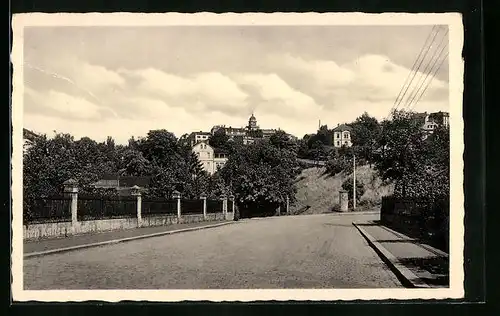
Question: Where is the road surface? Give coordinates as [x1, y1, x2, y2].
[24, 213, 401, 289]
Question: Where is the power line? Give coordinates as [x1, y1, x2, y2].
[386, 25, 442, 120]
[386, 25, 436, 119]
[408, 50, 449, 112]
[393, 26, 443, 112]
[403, 28, 449, 110]
[388, 26, 437, 115]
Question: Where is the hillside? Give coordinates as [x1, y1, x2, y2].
[290, 165, 394, 215]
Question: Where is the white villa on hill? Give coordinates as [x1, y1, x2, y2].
[332, 124, 353, 148]
[416, 111, 450, 133]
[191, 141, 228, 175]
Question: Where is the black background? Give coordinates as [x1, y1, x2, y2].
[7, 0, 492, 315]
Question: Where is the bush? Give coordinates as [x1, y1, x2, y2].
[325, 157, 352, 176]
[341, 177, 365, 207]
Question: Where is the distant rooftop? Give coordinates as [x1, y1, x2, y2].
[332, 124, 353, 132]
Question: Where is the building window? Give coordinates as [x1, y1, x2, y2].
[337, 141, 340, 146]
[344, 132, 349, 138]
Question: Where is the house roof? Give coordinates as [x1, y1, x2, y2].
[193, 140, 214, 149]
[332, 124, 353, 132]
[95, 175, 151, 187]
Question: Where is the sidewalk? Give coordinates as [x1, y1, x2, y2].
[353, 220, 449, 288]
[24, 220, 232, 256]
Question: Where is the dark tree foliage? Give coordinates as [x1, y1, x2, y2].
[341, 177, 365, 207]
[209, 128, 230, 150]
[220, 139, 298, 217]
[350, 112, 382, 166]
[373, 110, 449, 200]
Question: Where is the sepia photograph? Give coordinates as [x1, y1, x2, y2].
[11, 13, 464, 302]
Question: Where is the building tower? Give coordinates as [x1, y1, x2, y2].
[248, 113, 258, 131]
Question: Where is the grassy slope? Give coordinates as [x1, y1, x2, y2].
[290, 165, 394, 215]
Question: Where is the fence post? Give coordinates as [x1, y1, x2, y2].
[63, 178, 79, 233]
[173, 190, 181, 220]
[286, 196, 290, 215]
[200, 192, 207, 220]
[229, 194, 235, 213]
[131, 185, 142, 228]
[221, 194, 227, 218]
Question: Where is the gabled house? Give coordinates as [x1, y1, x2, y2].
[91, 175, 151, 196]
[187, 131, 212, 147]
[192, 141, 228, 175]
[332, 124, 353, 148]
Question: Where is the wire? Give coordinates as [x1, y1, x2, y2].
[404, 28, 449, 110]
[408, 51, 449, 112]
[388, 26, 438, 118]
[387, 25, 442, 119]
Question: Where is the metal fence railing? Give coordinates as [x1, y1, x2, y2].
[77, 196, 137, 221]
[181, 199, 204, 214]
[141, 198, 177, 217]
[25, 194, 231, 224]
[24, 196, 72, 224]
[206, 200, 223, 213]
[380, 195, 449, 252]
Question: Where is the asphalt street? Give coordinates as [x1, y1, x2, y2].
[24, 213, 402, 289]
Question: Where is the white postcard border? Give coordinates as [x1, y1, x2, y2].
[11, 12, 465, 302]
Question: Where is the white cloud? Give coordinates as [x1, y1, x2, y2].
[25, 87, 102, 120]
[277, 53, 448, 105]
[120, 68, 249, 113]
[79, 61, 126, 92]
[280, 54, 356, 88]
[235, 73, 323, 118]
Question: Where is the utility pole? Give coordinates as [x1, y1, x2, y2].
[353, 154, 356, 210]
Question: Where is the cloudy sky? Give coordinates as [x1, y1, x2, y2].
[23, 25, 449, 144]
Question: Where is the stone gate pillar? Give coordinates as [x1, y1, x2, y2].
[131, 185, 142, 227]
[63, 178, 79, 233]
[339, 190, 349, 212]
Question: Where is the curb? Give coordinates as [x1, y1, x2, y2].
[24, 221, 235, 259]
[331, 211, 380, 216]
[352, 222, 431, 288]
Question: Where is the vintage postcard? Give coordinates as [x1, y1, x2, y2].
[11, 12, 464, 302]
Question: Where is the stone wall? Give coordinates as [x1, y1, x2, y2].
[24, 212, 228, 241]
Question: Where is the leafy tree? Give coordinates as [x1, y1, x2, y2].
[209, 129, 230, 149]
[341, 177, 365, 207]
[309, 140, 327, 161]
[208, 171, 229, 199]
[269, 130, 296, 151]
[307, 132, 330, 147]
[373, 110, 436, 198]
[138, 130, 181, 168]
[120, 149, 151, 176]
[221, 141, 298, 217]
[350, 112, 381, 166]
[186, 151, 205, 178]
[296, 139, 310, 159]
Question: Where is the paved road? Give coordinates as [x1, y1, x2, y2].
[24, 213, 401, 289]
